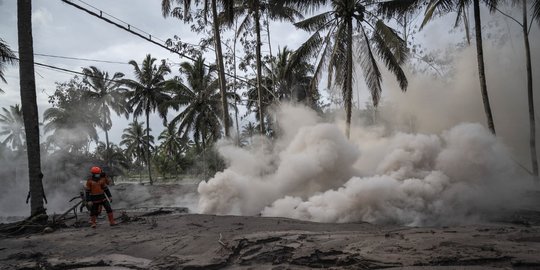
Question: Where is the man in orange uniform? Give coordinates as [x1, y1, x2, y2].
[85, 166, 117, 228]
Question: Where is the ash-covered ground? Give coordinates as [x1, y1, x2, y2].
[1, 183, 540, 270]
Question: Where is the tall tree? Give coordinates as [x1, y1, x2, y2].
[124, 54, 171, 185]
[231, 0, 303, 134]
[120, 120, 154, 182]
[167, 56, 239, 150]
[245, 74, 274, 133]
[0, 104, 25, 151]
[17, 0, 46, 216]
[44, 77, 99, 152]
[288, 0, 409, 138]
[120, 120, 154, 175]
[157, 122, 184, 158]
[523, 0, 538, 177]
[156, 121, 190, 178]
[414, 0, 498, 134]
[266, 46, 316, 103]
[0, 38, 16, 93]
[492, 0, 539, 176]
[81, 66, 129, 171]
[161, 0, 234, 137]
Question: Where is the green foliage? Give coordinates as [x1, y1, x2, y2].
[167, 56, 239, 150]
[44, 76, 99, 152]
[120, 120, 154, 168]
[81, 66, 129, 132]
[184, 146, 225, 178]
[124, 55, 171, 121]
[286, 0, 409, 138]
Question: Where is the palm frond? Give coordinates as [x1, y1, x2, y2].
[374, 20, 409, 65]
[294, 11, 334, 32]
[291, 31, 324, 64]
[359, 26, 382, 106]
[279, 0, 329, 14]
[377, 0, 423, 19]
[266, 3, 304, 22]
[533, 0, 540, 23]
[373, 26, 408, 91]
[421, 0, 455, 29]
[327, 22, 347, 89]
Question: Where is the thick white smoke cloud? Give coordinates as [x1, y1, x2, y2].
[198, 104, 534, 226]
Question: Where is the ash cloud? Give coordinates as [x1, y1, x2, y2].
[198, 104, 534, 226]
[197, 20, 540, 225]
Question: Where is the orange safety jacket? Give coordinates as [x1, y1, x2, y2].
[85, 177, 112, 202]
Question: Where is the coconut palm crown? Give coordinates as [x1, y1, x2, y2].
[287, 0, 409, 138]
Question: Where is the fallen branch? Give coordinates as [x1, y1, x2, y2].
[55, 200, 83, 222]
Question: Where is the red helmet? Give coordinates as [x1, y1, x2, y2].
[90, 166, 102, 174]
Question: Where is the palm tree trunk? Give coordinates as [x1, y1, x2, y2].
[473, 0, 496, 135]
[105, 129, 110, 163]
[233, 18, 241, 145]
[255, 2, 266, 135]
[265, 10, 276, 97]
[523, 0, 538, 177]
[345, 17, 353, 139]
[145, 107, 153, 185]
[18, 0, 46, 217]
[211, 0, 230, 137]
[104, 113, 110, 170]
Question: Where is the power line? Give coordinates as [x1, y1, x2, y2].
[23, 51, 130, 65]
[8, 56, 254, 105]
[59, 0, 252, 85]
[76, 0, 213, 52]
[8, 56, 125, 83]
[15, 50, 181, 67]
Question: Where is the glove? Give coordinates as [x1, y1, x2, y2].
[86, 201, 93, 207]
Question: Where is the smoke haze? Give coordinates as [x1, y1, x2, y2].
[198, 104, 535, 226]
[197, 22, 540, 225]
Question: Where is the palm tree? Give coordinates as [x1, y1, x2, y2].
[81, 66, 129, 170]
[523, 0, 538, 177]
[158, 121, 185, 157]
[491, 0, 539, 177]
[245, 75, 274, 134]
[0, 104, 25, 151]
[231, 0, 303, 134]
[412, 0, 499, 134]
[124, 54, 171, 185]
[156, 121, 190, 178]
[266, 46, 316, 103]
[167, 56, 239, 151]
[288, 0, 409, 138]
[161, 0, 235, 137]
[0, 38, 16, 93]
[120, 120, 154, 182]
[241, 121, 258, 145]
[18, 0, 46, 217]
